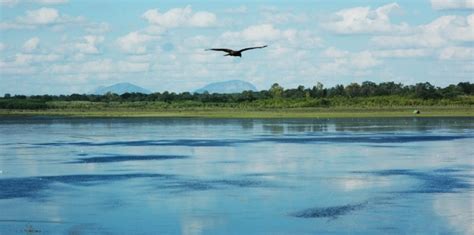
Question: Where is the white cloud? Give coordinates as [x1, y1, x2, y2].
[322, 47, 349, 58]
[75, 35, 104, 54]
[142, 6, 216, 29]
[22, 37, 40, 52]
[226, 24, 280, 41]
[18, 7, 60, 25]
[0, 63, 38, 75]
[324, 47, 430, 60]
[439, 46, 474, 60]
[322, 47, 381, 70]
[0, 52, 62, 75]
[84, 22, 110, 34]
[0, 42, 6, 51]
[1, 7, 106, 32]
[431, 0, 474, 10]
[372, 14, 474, 48]
[264, 12, 308, 24]
[260, 6, 308, 24]
[224, 6, 247, 14]
[220, 24, 322, 48]
[0, 0, 67, 6]
[0, 0, 19, 7]
[117, 61, 150, 73]
[34, 0, 68, 4]
[351, 51, 381, 69]
[373, 49, 431, 58]
[267, 44, 292, 58]
[189, 11, 217, 27]
[116, 31, 158, 54]
[14, 53, 61, 65]
[46, 59, 149, 74]
[324, 3, 408, 34]
[56, 35, 104, 55]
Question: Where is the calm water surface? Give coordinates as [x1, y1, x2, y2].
[0, 117, 473, 234]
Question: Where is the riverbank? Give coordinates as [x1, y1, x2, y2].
[1, 107, 472, 118]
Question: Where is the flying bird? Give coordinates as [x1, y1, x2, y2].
[205, 45, 268, 57]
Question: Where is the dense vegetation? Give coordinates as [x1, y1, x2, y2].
[1, 81, 473, 110]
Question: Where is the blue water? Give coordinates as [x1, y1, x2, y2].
[0, 117, 473, 234]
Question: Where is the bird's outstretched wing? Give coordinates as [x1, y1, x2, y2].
[205, 48, 234, 53]
[238, 45, 268, 52]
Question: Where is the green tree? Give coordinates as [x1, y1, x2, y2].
[269, 83, 284, 98]
[345, 83, 361, 97]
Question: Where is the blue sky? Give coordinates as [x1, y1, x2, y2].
[1, 0, 473, 95]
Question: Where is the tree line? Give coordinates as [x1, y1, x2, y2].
[1, 81, 473, 110]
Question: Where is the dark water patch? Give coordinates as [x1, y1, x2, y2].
[33, 134, 471, 148]
[35, 139, 249, 147]
[0, 173, 275, 199]
[242, 172, 285, 177]
[361, 144, 401, 148]
[259, 135, 471, 144]
[160, 180, 216, 192]
[354, 168, 472, 194]
[0, 219, 69, 224]
[290, 201, 368, 219]
[433, 168, 465, 173]
[212, 179, 266, 187]
[0, 173, 170, 199]
[66, 223, 107, 235]
[154, 177, 274, 193]
[213, 160, 241, 164]
[70, 154, 189, 163]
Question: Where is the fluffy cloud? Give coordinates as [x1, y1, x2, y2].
[0, 0, 67, 6]
[22, 37, 40, 52]
[1, 7, 65, 30]
[220, 24, 322, 47]
[14, 53, 61, 65]
[84, 22, 110, 34]
[46, 59, 149, 74]
[322, 47, 349, 58]
[223, 24, 280, 41]
[55, 35, 104, 55]
[142, 6, 216, 28]
[322, 47, 381, 70]
[373, 49, 431, 58]
[17, 7, 60, 25]
[372, 14, 474, 48]
[75, 35, 104, 54]
[1, 7, 107, 32]
[224, 6, 248, 14]
[116, 31, 158, 54]
[260, 6, 308, 24]
[0, 0, 18, 7]
[324, 47, 430, 60]
[0, 42, 5, 51]
[324, 3, 408, 34]
[431, 0, 474, 10]
[0, 52, 62, 75]
[34, 0, 68, 4]
[439, 46, 474, 60]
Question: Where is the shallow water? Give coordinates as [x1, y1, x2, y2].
[0, 117, 473, 234]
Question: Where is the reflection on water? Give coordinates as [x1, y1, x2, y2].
[0, 117, 473, 234]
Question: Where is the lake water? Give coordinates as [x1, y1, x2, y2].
[0, 117, 473, 234]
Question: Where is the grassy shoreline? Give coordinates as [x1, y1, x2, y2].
[1, 107, 472, 118]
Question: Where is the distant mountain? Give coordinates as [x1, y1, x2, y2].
[91, 82, 151, 95]
[195, 80, 257, 94]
